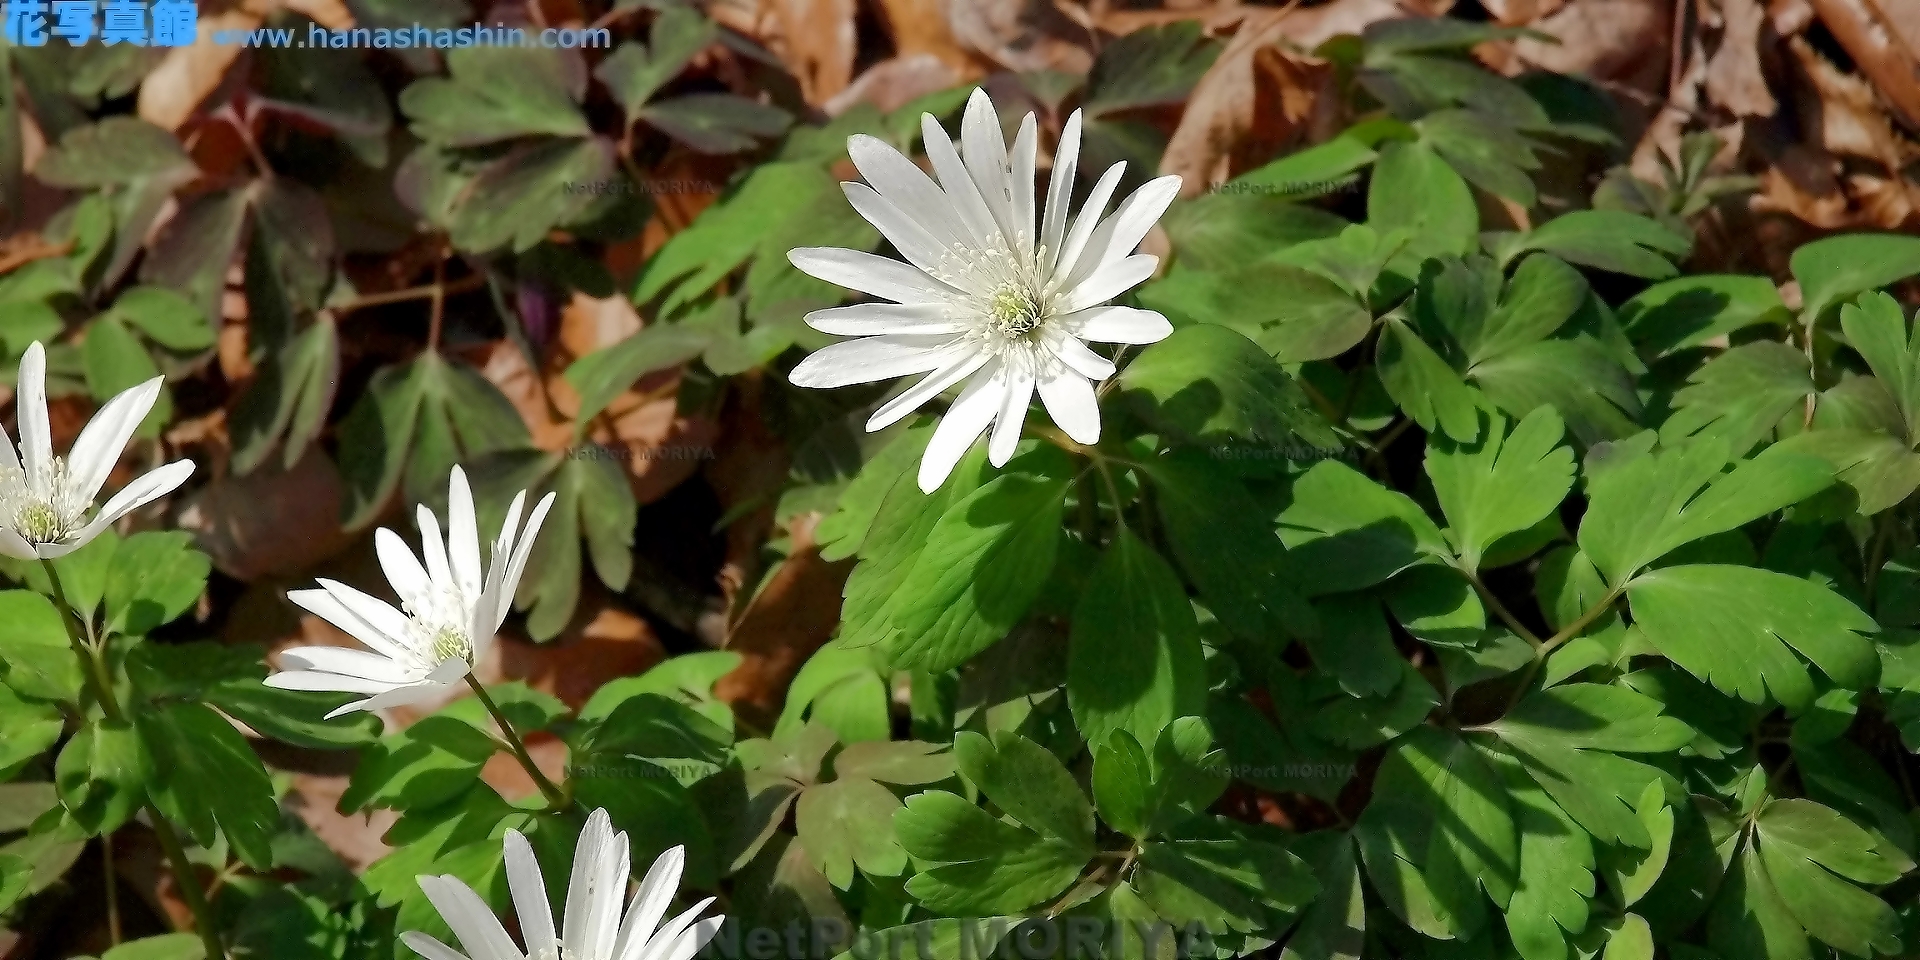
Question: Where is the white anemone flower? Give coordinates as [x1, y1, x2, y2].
[786, 88, 1181, 492]
[0, 341, 195, 559]
[264, 466, 556, 719]
[401, 808, 725, 960]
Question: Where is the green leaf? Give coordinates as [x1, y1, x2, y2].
[633, 162, 837, 311]
[887, 449, 1072, 672]
[1067, 530, 1207, 751]
[579, 651, 742, 731]
[816, 426, 931, 563]
[837, 446, 989, 654]
[1276, 459, 1449, 595]
[1159, 196, 1347, 274]
[33, 117, 195, 188]
[399, 46, 590, 145]
[1425, 406, 1574, 571]
[109, 286, 213, 352]
[1577, 439, 1835, 585]
[446, 137, 618, 253]
[228, 318, 339, 475]
[1134, 818, 1319, 934]
[1084, 21, 1219, 114]
[83, 315, 167, 438]
[1660, 342, 1815, 453]
[894, 790, 1090, 914]
[55, 718, 151, 835]
[1146, 451, 1319, 642]
[1093, 732, 1153, 840]
[1618, 275, 1790, 358]
[593, 7, 717, 113]
[1118, 324, 1340, 450]
[1369, 139, 1477, 260]
[1280, 832, 1366, 960]
[1355, 727, 1517, 940]
[137, 702, 278, 870]
[1194, 262, 1375, 363]
[96, 934, 206, 960]
[1484, 748, 1596, 960]
[1376, 314, 1484, 443]
[1302, 595, 1402, 697]
[207, 680, 382, 749]
[1493, 210, 1691, 279]
[952, 730, 1095, 855]
[1750, 800, 1911, 958]
[797, 776, 909, 887]
[0, 683, 61, 774]
[0, 590, 83, 703]
[641, 94, 791, 154]
[340, 715, 499, 813]
[1790, 232, 1920, 324]
[1627, 564, 1877, 709]
[104, 532, 209, 636]
[1838, 291, 1920, 433]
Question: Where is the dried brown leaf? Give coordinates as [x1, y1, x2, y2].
[1808, 0, 1920, 132]
[1161, 8, 1339, 195]
[1705, 0, 1780, 116]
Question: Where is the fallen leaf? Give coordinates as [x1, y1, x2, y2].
[1161, 8, 1336, 195]
[1705, 0, 1780, 117]
[946, 0, 1094, 74]
[179, 450, 361, 581]
[873, 0, 992, 73]
[771, 0, 859, 105]
[1481, 0, 1568, 24]
[285, 773, 396, 872]
[137, 10, 260, 132]
[1788, 36, 1910, 166]
[1512, 0, 1670, 92]
[1807, 0, 1920, 131]
[1850, 171, 1920, 228]
[824, 54, 966, 116]
[1751, 142, 1857, 227]
[714, 512, 853, 726]
[485, 597, 665, 710]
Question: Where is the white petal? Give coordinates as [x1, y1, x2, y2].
[446, 467, 483, 601]
[960, 90, 1016, 239]
[65, 376, 162, 508]
[505, 830, 557, 958]
[988, 368, 1034, 466]
[290, 580, 415, 662]
[1047, 332, 1118, 381]
[1061, 175, 1181, 291]
[416, 505, 456, 597]
[1009, 113, 1038, 250]
[917, 365, 1005, 493]
[0, 525, 32, 560]
[842, 182, 950, 276]
[1056, 254, 1158, 314]
[612, 846, 686, 960]
[631, 899, 717, 960]
[656, 916, 726, 960]
[262, 669, 403, 697]
[274, 645, 418, 684]
[803, 303, 964, 337]
[1051, 162, 1125, 290]
[562, 809, 615, 957]
[50, 459, 194, 555]
[588, 830, 631, 960]
[419, 874, 523, 960]
[16, 342, 51, 489]
[864, 348, 991, 433]
[398, 931, 476, 960]
[1041, 111, 1083, 272]
[376, 527, 433, 611]
[1036, 366, 1101, 445]
[921, 112, 1006, 249]
[847, 134, 972, 250]
[1059, 306, 1173, 345]
[787, 335, 957, 389]
[317, 676, 458, 720]
[494, 491, 557, 633]
[788, 247, 955, 305]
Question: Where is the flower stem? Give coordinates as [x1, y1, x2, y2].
[465, 675, 568, 809]
[41, 560, 226, 960]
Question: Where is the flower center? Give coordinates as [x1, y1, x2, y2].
[15, 502, 63, 543]
[428, 624, 471, 664]
[988, 285, 1043, 338]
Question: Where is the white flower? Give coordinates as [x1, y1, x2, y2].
[786, 88, 1180, 492]
[0, 341, 195, 560]
[400, 808, 725, 960]
[264, 466, 556, 719]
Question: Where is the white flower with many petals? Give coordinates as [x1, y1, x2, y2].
[401, 808, 724, 960]
[787, 88, 1181, 492]
[264, 466, 556, 718]
[0, 342, 195, 559]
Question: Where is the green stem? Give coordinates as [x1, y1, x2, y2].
[41, 560, 225, 960]
[1500, 585, 1626, 716]
[1466, 570, 1540, 647]
[466, 676, 569, 809]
